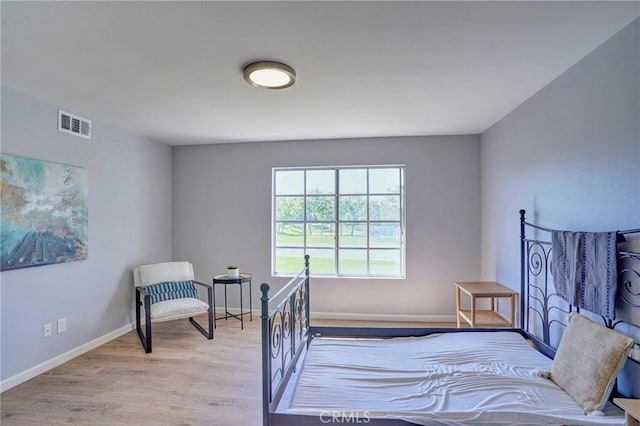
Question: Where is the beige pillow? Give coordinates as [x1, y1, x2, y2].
[549, 312, 634, 413]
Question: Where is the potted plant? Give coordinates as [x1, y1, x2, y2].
[227, 264, 239, 278]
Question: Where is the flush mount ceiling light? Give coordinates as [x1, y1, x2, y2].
[243, 61, 296, 89]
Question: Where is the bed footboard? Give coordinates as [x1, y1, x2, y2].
[261, 255, 310, 426]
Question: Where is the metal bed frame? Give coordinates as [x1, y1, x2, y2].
[260, 210, 640, 426]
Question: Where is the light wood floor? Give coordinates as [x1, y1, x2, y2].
[1, 316, 455, 425]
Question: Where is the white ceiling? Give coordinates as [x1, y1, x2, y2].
[1, 1, 638, 146]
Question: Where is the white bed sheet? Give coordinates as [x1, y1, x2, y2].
[285, 331, 625, 425]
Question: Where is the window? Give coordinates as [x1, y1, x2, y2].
[272, 166, 405, 278]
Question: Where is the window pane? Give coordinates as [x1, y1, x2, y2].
[339, 169, 367, 194]
[306, 249, 335, 274]
[306, 196, 335, 221]
[369, 168, 400, 194]
[275, 248, 304, 273]
[338, 223, 367, 247]
[369, 195, 400, 220]
[370, 250, 401, 275]
[275, 197, 304, 221]
[306, 223, 334, 247]
[339, 195, 367, 221]
[370, 223, 401, 248]
[273, 165, 404, 277]
[338, 249, 367, 275]
[275, 223, 303, 247]
[275, 170, 304, 195]
[306, 170, 335, 194]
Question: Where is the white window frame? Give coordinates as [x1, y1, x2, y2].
[272, 165, 406, 278]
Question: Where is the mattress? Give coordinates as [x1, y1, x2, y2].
[285, 331, 625, 425]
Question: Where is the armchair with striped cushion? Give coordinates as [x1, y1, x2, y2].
[133, 261, 213, 353]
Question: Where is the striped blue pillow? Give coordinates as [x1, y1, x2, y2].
[146, 280, 198, 304]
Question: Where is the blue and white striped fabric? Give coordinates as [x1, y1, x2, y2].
[551, 231, 618, 319]
[146, 280, 198, 304]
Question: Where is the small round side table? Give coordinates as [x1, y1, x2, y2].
[212, 272, 252, 329]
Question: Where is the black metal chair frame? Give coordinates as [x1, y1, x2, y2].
[135, 280, 214, 353]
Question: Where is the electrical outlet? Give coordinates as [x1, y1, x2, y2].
[630, 344, 640, 363]
[57, 318, 66, 334]
[43, 323, 52, 338]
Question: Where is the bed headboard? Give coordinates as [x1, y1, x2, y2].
[519, 209, 640, 361]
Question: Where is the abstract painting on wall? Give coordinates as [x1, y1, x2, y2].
[1, 154, 88, 271]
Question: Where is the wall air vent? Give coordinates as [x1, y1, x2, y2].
[58, 110, 91, 139]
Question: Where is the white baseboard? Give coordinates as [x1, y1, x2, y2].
[1, 323, 134, 393]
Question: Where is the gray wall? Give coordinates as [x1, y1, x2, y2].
[173, 136, 481, 319]
[0, 86, 173, 382]
[480, 19, 640, 397]
[480, 18, 639, 289]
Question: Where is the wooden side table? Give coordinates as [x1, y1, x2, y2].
[454, 281, 518, 328]
[614, 398, 640, 426]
